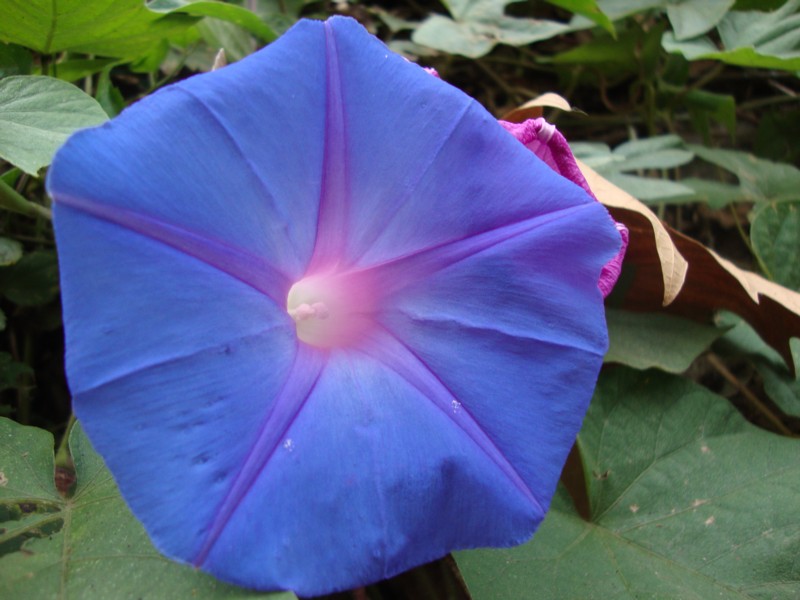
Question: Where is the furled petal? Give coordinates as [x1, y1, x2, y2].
[49, 16, 622, 596]
[499, 118, 629, 296]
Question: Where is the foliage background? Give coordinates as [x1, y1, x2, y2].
[0, 1, 798, 598]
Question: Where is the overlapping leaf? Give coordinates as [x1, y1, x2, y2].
[0, 0, 196, 58]
[412, 0, 573, 58]
[0, 418, 295, 599]
[457, 367, 800, 599]
[581, 160, 800, 375]
[663, 0, 800, 71]
[572, 136, 695, 203]
[605, 309, 723, 373]
[716, 312, 800, 418]
[0, 76, 107, 175]
[148, 0, 276, 42]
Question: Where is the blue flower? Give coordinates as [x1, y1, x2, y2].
[48, 16, 622, 596]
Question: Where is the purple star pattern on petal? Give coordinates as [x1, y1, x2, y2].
[48, 16, 622, 596]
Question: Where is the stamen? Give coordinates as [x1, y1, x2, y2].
[288, 302, 330, 322]
[286, 272, 373, 348]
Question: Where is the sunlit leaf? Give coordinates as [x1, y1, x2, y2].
[0, 0, 196, 58]
[666, 0, 734, 40]
[0, 418, 296, 599]
[543, 0, 614, 33]
[0, 76, 107, 175]
[147, 0, 276, 42]
[458, 367, 800, 599]
[662, 0, 800, 71]
[196, 17, 257, 62]
[591, 0, 663, 20]
[412, 0, 572, 58]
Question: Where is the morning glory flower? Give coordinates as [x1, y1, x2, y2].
[48, 16, 622, 596]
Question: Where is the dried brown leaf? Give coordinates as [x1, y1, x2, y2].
[578, 159, 688, 306]
[501, 93, 573, 123]
[578, 161, 800, 374]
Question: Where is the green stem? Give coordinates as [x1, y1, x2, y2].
[728, 204, 772, 279]
[738, 95, 798, 112]
[0, 178, 52, 220]
[55, 413, 77, 468]
[16, 333, 34, 425]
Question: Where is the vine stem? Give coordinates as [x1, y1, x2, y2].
[706, 354, 794, 437]
[0, 178, 52, 220]
[728, 203, 773, 280]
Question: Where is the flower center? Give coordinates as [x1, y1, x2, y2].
[287, 273, 370, 348]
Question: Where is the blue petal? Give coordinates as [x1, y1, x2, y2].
[378, 202, 619, 508]
[54, 208, 301, 561]
[49, 19, 329, 282]
[199, 349, 540, 595]
[316, 17, 603, 270]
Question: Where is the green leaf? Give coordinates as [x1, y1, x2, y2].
[0, 0, 196, 58]
[95, 67, 125, 118]
[751, 201, 800, 291]
[543, 0, 615, 33]
[148, 0, 276, 43]
[412, 0, 571, 58]
[755, 109, 800, 165]
[550, 25, 644, 66]
[690, 145, 800, 204]
[0, 251, 59, 306]
[684, 89, 736, 138]
[679, 177, 750, 208]
[0, 76, 107, 176]
[758, 347, 800, 418]
[0, 418, 296, 599]
[196, 18, 257, 62]
[605, 309, 724, 373]
[47, 58, 118, 83]
[715, 312, 800, 417]
[0, 43, 32, 78]
[605, 173, 696, 202]
[0, 352, 31, 389]
[571, 136, 696, 203]
[734, 0, 786, 9]
[0, 237, 22, 266]
[666, 0, 734, 40]
[663, 0, 800, 71]
[457, 367, 800, 599]
[591, 0, 664, 21]
[714, 310, 783, 366]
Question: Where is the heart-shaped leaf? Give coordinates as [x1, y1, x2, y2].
[457, 367, 800, 599]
